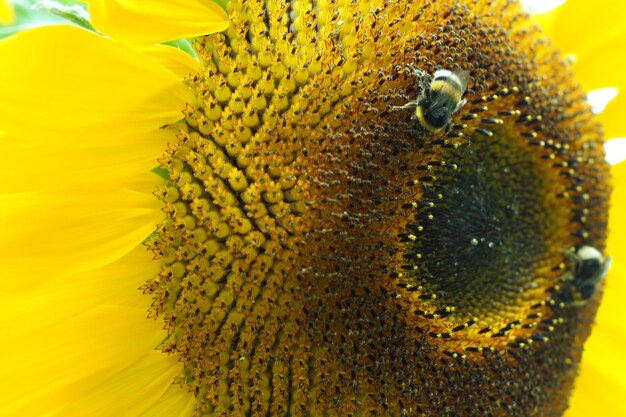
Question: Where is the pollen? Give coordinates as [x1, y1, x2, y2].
[145, 1, 610, 416]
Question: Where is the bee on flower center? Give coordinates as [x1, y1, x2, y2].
[558, 245, 610, 306]
[394, 68, 469, 134]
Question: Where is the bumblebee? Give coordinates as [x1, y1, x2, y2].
[558, 245, 610, 306]
[394, 68, 469, 133]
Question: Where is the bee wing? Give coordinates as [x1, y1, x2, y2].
[600, 256, 611, 279]
[451, 68, 469, 94]
[428, 68, 469, 110]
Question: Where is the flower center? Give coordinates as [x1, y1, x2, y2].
[403, 127, 568, 323]
[145, 1, 610, 416]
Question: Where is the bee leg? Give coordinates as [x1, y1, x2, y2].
[560, 247, 578, 264]
[412, 68, 429, 82]
[390, 100, 418, 111]
[413, 69, 431, 92]
[570, 300, 587, 308]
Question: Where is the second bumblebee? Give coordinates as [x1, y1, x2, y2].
[556, 245, 610, 307]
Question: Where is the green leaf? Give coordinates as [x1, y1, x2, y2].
[0, 0, 92, 39]
[163, 39, 197, 60]
[152, 167, 169, 180]
[214, 0, 229, 12]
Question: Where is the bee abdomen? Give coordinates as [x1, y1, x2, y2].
[417, 95, 457, 132]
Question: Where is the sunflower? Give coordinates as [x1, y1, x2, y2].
[0, 1, 621, 416]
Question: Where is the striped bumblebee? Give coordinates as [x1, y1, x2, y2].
[394, 68, 469, 133]
[558, 245, 610, 306]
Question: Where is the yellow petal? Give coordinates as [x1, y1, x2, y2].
[138, 383, 195, 417]
[55, 352, 184, 417]
[0, 306, 165, 417]
[0, 245, 158, 343]
[571, 32, 626, 92]
[565, 268, 626, 417]
[0, 25, 192, 140]
[599, 95, 626, 144]
[607, 162, 626, 262]
[565, 32, 626, 140]
[140, 44, 201, 80]
[0, 179, 163, 290]
[534, 2, 626, 139]
[531, 7, 557, 39]
[566, 358, 626, 416]
[0, 0, 14, 24]
[565, 161, 626, 416]
[0, 129, 169, 192]
[84, 0, 229, 45]
[537, 0, 626, 57]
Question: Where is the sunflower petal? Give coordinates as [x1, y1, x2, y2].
[0, 306, 165, 417]
[565, 358, 626, 416]
[536, 0, 626, 57]
[573, 32, 626, 139]
[0, 181, 163, 290]
[140, 44, 201, 80]
[138, 383, 195, 417]
[572, 32, 626, 93]
[599, 96, 626, 147]
[0, 0, 14, 24]
[0, 129, 169, 192]
[607, 162, 626, 262]
[0, 245, 158, 343]
[534, 2, 626, 139]
[84, 0, 228, 45]
[565, 266, 626, 416]
[55, 352, 184, 417]
[530, 6, 556, 37]
[0, 25, 192, 140]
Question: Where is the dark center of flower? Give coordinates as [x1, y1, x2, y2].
[405, 129, 565, 321]
[145, 1, 611, 416]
